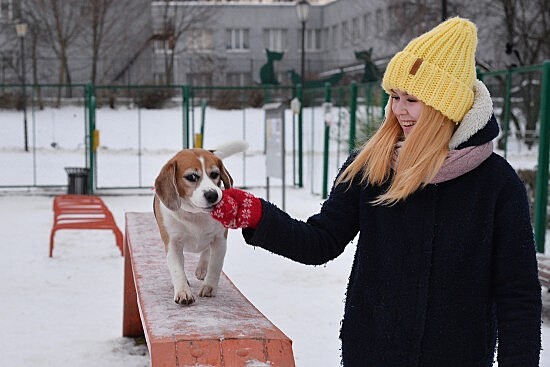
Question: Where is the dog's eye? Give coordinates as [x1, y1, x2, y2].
[210, 172, 220, 180]
[185, 173, 200, 182]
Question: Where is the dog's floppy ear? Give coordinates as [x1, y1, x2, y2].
[219, 161, 233, 189]
[154, 160, 181, 211]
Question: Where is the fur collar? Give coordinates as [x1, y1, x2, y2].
[448, 80, 494, 149]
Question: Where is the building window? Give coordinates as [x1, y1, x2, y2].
[0, 52, 13, 67]
[305, 28, 322, 51]
[363, 12, 371, 37]
[153, 38, 173, 54]
[263, 28, 287, 52]
[226, 72, 251, 86]
[188, 72, 212, 86]
[323, 27, 329, 50]
[0, 51, 13, 82]
[375, 8, 384, 33]
[0, 0, 13, 20]
[226, 28, 249, 50]
[332, 25, 338, 48]
[186, 29, 213, 51]
[352, 17, 360, 43]
[341, 21, 350, 45]
[388, 5, 398, 23]
[153, 72, 166, 85]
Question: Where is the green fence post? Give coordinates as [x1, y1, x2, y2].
[86, 83, 96, 194]
[381, 89, 389, 119]
[534, 61, 550, 253]
[322, 82, 331, 199]
[264, 85, 272, 104]
[349, 82, 357, 153]
[183, 85, 190, 149]
[297, 84, 303, 188]
[199, 98, 207, 147]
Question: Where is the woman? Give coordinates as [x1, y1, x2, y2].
[211, 17, 541, 366]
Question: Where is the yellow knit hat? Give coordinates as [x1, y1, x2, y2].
[382, 17, 478, 123]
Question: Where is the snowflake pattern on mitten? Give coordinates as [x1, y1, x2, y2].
[211, 189, 262, 229]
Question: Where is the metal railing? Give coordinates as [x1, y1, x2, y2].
[0, 61, 548, 251]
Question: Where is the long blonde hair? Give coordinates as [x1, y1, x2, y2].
[336, 103, 456, 205]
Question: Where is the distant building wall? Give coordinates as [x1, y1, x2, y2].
[0, 0, 541, 88]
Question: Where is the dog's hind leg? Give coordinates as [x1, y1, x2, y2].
[198, 240, 227, 297]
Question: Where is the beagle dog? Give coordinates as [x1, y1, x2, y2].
[153, 141, 248, 305]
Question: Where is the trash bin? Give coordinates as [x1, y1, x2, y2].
[65, 167, 90, 194]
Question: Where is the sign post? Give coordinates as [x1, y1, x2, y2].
[264, 103, 286, 210]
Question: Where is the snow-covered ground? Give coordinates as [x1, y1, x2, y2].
[0, 105, 548, 366]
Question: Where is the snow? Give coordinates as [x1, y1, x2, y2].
[0, 105, 548, 366]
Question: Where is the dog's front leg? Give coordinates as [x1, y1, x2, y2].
[166, 243, 194, 305]
[195, 248, 209, 280]
[198, 239, 227, 297]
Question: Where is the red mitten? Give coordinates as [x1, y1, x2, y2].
[211, 188, 262, 229]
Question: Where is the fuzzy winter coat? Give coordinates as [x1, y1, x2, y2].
[242, 81, 541, 367]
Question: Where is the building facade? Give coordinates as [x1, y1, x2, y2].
[0, 0, 545, 88]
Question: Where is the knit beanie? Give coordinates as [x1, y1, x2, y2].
[382, 17, 478, 123]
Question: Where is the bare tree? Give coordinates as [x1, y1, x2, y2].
[153, 1, 218, 85]
[80, 0, 150, 85]
[24, 0, 83, 104]
[489, 0, 549, 148]
[87, 0, 112, 85]
[0, 25, 19, 85]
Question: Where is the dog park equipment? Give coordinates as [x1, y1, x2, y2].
[123, 212, 296, 367]
[49, 195, 123, 257]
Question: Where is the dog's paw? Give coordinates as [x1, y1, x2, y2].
[198, 284, 216, 298]
[174, 289, 195, 305]
[195, 265, 207, 281]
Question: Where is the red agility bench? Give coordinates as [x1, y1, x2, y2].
[49, 195, 123, 257]
[122, 212, 295, 367]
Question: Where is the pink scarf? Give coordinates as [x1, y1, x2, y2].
[393, 141, 493, 184]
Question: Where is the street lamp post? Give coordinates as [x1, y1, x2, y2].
[296, 0, 310, 88]
[15, 22, 28, 152]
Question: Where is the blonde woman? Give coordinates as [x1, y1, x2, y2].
[211, 17, 541, 366]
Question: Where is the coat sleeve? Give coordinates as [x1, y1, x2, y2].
[492, 171, 542, 366]
[241, 155, 361, 265]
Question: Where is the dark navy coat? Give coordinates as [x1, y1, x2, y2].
[242, 82, 541, 366]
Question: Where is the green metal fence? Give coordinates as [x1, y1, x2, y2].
[0, 61, 548, 251]
[0, 83, 89, 189]
[477, 63, 549, 253]
[299, 63, 549, 253]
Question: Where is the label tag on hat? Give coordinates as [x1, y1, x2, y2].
[410, 58, 423, 75]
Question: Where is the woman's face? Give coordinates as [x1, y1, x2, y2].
[390, 89, 424, 138]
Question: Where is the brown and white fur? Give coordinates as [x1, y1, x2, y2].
[153, 141, 248, 305]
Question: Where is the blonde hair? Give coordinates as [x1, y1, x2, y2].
[336, 103, 456, 205]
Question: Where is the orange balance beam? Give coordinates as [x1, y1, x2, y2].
[123, 212, 296, 367]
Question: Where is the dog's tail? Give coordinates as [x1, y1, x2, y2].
[212, 140, 249, 159]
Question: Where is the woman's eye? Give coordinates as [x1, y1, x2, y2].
[407, 99, 418, 103]
[210, 172, 220, 180]
[185, 173, 200, 182]
[391, 96, 399, 100]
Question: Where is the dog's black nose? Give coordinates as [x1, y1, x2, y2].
[204, 190, 219, 204]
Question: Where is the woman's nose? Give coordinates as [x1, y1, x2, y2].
[394, 102, 406, 115]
